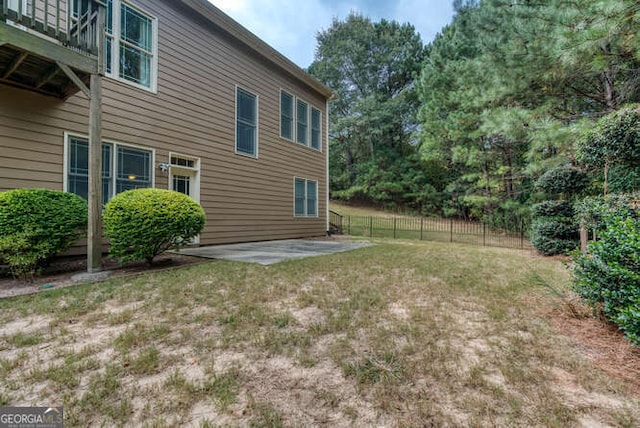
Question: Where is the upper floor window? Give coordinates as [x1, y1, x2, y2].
[311, 108, 321, 150]
[236, 87, 258, 157]
[280, 91, 294, 141]
[296, 99, 308, 146]
[105, 0, 157, 91]
[280, 90, 322, 151]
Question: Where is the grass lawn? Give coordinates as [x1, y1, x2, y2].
[0, 240, 638, 426]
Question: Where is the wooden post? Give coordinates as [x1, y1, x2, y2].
[580, 224, 588, 254]
[87, 1, 106, 273]
[87, 72, 102, 273]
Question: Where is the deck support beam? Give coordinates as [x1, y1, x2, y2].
[87, 72, 103, 273]
[57, 62, 90, 98]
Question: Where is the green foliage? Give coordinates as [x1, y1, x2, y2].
[576, 105, 640, 168]
[309, 14, 431, 211]
[416, 0, 640, 228]
[534, 166, 588, 197]
[574, 193, 637, 231]
[531, 201, 574, 220]
[0, 189, 87, 278]
[103, 189, 205, 265]
[530, 221, 579, 255]
[530, 167, 583, 255]
[608, 164, 640, 194]
[572, 212, 640, 343]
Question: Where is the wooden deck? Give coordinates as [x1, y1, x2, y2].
[0, 0, 103, 98]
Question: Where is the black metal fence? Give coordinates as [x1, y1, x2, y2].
[329, 211, 531, 250]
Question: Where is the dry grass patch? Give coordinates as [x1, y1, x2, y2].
[0, 240, 639, 426]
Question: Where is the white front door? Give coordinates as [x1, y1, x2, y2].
[170, 166, 200, 244]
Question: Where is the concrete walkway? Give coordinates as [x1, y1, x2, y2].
[175, 239, 371, 265]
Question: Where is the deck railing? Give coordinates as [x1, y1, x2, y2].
[1, 0, 104, 55]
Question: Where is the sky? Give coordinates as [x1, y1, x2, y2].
[208, 0, 455, 68]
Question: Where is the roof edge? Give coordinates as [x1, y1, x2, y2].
[178, 0, 336, 100]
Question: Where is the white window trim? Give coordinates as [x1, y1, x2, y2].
[280, 89, 322, 152]
[167, 152, 201, 203]
[105, 0, 159, 93]
[279, 89, 295, 142]
[293, 176, 319, 218]
[63, 132, 156, 201]
[235, 85, 259, 159]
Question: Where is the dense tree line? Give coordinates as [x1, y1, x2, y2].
[308, 1, 640, 225]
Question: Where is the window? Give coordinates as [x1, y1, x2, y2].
[7, 0, 27, 13]
[294, 178, 318, 217]
[236, 87, 258, 157]
[66, 136, 152, 205]
[296, 99, 308, 146]
[104, 0, 157, 90]
[311, 108, 321, 150]
[116, 146, 152, 193]
[280, 91, 322, 151]
[280, 91, 294, 141]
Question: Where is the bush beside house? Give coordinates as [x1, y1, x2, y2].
[103, 188, 205, 265]
[0, 189, 87, 278]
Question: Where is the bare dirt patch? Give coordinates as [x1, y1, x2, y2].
[0, 253, 207, 299]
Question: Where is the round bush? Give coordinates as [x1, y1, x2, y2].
[531, 200, 574, 220]
[530, 220, 579, 256]
[0, 189, 87, 278]
[535, 166, 588, 196]
[103, 188, 205, 264]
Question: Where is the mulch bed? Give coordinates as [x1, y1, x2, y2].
[0, 253, 209, 299]
[548, 305, 640, 397]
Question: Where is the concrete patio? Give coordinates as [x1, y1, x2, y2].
[175, 239, 371, 265]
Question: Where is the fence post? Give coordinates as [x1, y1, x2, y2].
[370, 216, 373, 237]
[520, 218, 525, 249]
[483, 222, 486, 246]
[393, 217, 397, 239]
[450, 218, 454, 243]
[348, 216, 351, 235]
[420, 217, 423, 241]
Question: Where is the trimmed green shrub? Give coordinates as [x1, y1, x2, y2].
[103, 188, 205, 265]
[531, 200, 574, 219]
[0, 189, 87, 278]
[530, 220, 579, 256]
[531, 167, 584, 256]
[534, 166, 588, 196]
[572, 213, 640, 343]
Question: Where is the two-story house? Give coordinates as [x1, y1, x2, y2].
[0, 0, 334, 271]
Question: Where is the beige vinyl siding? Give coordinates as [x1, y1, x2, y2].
[0, 0, 329, 246]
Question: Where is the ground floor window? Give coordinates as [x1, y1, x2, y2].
[66, 135, 153, 205]
[294, 177, 318, 217]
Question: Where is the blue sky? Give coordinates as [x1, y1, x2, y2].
[208, 0, 455, 68]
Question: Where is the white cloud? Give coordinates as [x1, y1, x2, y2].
[207, 0, 454, 67]
[392, 0, 454, 43]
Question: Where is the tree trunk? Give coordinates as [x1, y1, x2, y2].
[601, 41, 616, 112]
